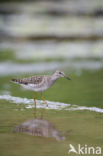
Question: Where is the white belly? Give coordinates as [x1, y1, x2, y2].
[21, 83, 50, 92]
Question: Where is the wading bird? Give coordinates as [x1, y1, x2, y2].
[11, 70, 71, 118]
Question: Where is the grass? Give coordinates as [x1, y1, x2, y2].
[1, 50, 103, 64]
[0, 50, 15, 62]
[0, 50, 66, 63]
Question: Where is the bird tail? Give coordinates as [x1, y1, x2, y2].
[11, 78, 19, 83]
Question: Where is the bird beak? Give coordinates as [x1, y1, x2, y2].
[64, 75, 71, 80]
[65, 76, 71, 80]
[61, 73, 71, 80]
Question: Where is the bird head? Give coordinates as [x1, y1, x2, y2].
[54, 70, 71, 80]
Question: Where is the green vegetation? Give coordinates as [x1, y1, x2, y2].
[1, 50, 103, 64]
[0, 50, 66, 63]
[0, 50, 15, 62]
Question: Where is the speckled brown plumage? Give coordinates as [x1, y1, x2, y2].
[11, 76, 44, 85]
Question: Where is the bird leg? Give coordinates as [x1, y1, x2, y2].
[34, 92, 36, 118]
[41, 92, 48, 107]
[40, 92, 48, 119]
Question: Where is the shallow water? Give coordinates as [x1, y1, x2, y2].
[0, 58, 103, 156]
[0, 94, 103, 113]
[0, 1, 103, 156]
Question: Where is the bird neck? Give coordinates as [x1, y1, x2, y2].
[51, 73, 60, 82]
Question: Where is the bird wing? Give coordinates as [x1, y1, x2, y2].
[11, 76, 44, 85]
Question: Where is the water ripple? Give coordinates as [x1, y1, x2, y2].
[0, 94, 103, 113]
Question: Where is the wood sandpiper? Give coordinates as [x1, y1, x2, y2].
[11, 70, 71, 118]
